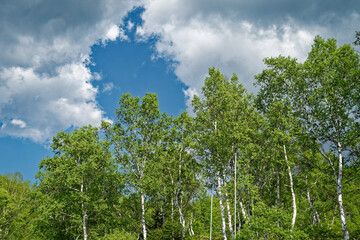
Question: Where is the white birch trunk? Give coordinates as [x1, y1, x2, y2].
[336, 143, 349, 240]
[306, 188, 320, 225]
[234, 151, 237, 239]
[225, 194, 234, 236]
[141, 192, 147, 240]
[222, 173, 234, 236]
[178, 199, 186, 240]
[171, 196, 174, 221]
[81, 181, 88, 240]
[239, 201, 247, 222]
[217, 174, 228, 240]
[237, 208, 241, 231]
[190, 213, 195, 236]
[283, 145, 296, 232]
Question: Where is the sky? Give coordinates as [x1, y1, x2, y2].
[1, 0, 360, 182]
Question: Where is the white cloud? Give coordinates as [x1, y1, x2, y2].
[138, 0, 360, 109]
[1, 0, 359, 142]
[102, 82, 115, 93]
[11, 119, 27, 129]
[127, 20, 135, 31]
[0, 0, 140, 142]
[103, 24, 129, 44]
[0, 63, 105, 142]
[105, 25, 122, 41]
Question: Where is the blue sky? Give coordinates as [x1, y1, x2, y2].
[1, 0, 360, 182]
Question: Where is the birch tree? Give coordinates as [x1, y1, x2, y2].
[255, 36, 360, 240]
[0, 173, 33, 239]
[192, 68, 257, 239]
[159, 112, 201, 239]
[36, 126, 120, 240]
[102, 93, 163, 240]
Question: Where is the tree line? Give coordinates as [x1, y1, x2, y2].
[1, 36, 360, 239]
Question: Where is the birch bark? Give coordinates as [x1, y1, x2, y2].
[222, 173, 234, 236]
[81, 180, 88, 240]
[141, 191, 147, 240]
[337, 143, 349, 240]
[217, 174, 228, 240]
[283, 145, 296, 232]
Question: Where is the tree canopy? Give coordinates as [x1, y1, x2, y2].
[2, 35, 360, 240]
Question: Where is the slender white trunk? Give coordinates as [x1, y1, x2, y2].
[217, 174, 228, 240]
[81, 181, 88, 240]
[178, 198, 186, 240]
[337, 143, 349, 240]
[237, 207, 241, 231]
[306, 189, 320, 225]
[141, 192, 147, 240]
[171, 196, 174, 240]
[171, 196, 174, 221]
[234, 151, 237, 239]
[225, 194, 233, 236]
[223, 173, 234, 236]
[190, 213, 195, 236]
[283, 145, 296, 232]
[239, 201, 247, 222]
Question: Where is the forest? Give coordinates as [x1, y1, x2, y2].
[1, 36, 360, 240]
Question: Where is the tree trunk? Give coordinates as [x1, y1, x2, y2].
[171, 196, 174, 221]
[217, 173, 228, 240]
[189, 213, 195, 236]
[178, 196, 186, 240]
[81, 181, 88, 240]
[234, 151, 237, 239]
[237, 207, 241, 232]
[283, 145, 296, 232]
[222, 173, 234, 237]
[239, 201, 247, 222]
[141, 191, 147, 240]
[336, 143, 349, 240]
[171, 196, 174, 240]
[306, 188, 320, 225]
[225, 193, 234, 236]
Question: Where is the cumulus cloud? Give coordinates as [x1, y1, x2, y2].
[102, 24, 129, 44]
[11, 119, 27, 129]
[137, 0, 360, 108]
[0, 0, 140, 142]
[1, 0, 360, 142]
[0, 63, 107, 142]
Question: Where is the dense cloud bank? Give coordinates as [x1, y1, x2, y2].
[1, 0, 359, 142]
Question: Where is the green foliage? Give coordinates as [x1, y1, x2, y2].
[0, 173, 35, 239]
[238, 202, 293, 239]
[102, 229, 137, 240]
[34, 125, 122, 239]
[3, 34, 360, 240]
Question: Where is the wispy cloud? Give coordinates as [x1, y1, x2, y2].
[102, 82, 115, 93]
